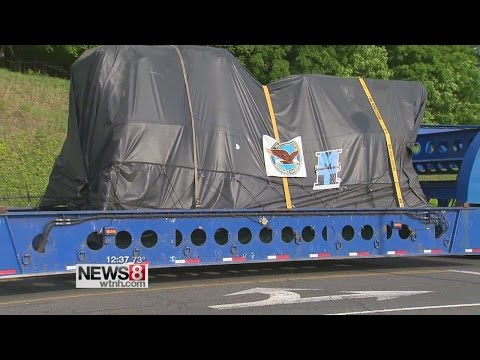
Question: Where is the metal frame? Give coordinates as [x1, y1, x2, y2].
[1, 207, 479, 278]
[414, 125, 480, 203]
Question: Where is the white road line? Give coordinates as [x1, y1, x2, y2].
[449, 269, 480, 276]
[327, 303, 480, 315]
[210, 290, 429, 310]
[184, 272, 199, 277]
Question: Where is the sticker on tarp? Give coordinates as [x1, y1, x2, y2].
[313, 149, 342, 190]
[263, 135, 306, 177]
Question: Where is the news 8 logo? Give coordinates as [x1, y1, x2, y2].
[76, 263, 149, 288]
[129, 263, 147, 281]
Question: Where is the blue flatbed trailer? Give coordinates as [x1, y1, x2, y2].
[1, 125, 480, 278]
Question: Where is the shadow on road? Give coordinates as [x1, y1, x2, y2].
[0, 256, 478, 297]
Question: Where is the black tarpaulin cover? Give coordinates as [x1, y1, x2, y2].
[40, 45, 428, 210]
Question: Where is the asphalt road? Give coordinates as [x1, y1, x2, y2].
[1, 256, 480, 314]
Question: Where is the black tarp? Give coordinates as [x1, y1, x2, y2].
[40, 45, 428, 210]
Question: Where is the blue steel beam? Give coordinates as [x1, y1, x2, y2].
[414, 125, 480, 204]
[1, 208, 479, 278]
[456, 129, 480, 203]
[420, 181, 457, 201]
[413, 125, 480, 175]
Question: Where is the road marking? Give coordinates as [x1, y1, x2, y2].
[210, 288, 430, 310]
[156, 274, 178, 278]
[31, 282, 57, 287]
[449, 270, 480, 276]
[0, 290, 132, 306]
[327, 303, 480, 315]
[0, 268, 449, 307]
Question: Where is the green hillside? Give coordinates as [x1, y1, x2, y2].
[0, 68, 69, 206]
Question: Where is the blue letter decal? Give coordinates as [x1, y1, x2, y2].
[313, 149, 342, 190]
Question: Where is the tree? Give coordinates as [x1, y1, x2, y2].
[222, 45, 292, 83]
[0, 45, 96, 77]
[221, 45, 392, 83]
[387, 45, 480, 125]
[290, 45, 391, 79]
[60, 45, 97, 57]
[4, 45, 480, 125]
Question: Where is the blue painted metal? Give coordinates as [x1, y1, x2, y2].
[1, 207, 479, 278]
[414, 125, 480, 204]
[420, 181, 456, 202]
[456, 129, 480, 203]
[413, 125, 480, 176]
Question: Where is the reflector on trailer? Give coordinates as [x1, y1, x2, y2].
[103, 227, 117, 236]
[268, 255, 290, 260]
[175, 258, 201, 264]
[387, 250, 407, 255]
[423, 249, 443, 254]
[223, 257, 246, 262]
[0, 269, 16, 276]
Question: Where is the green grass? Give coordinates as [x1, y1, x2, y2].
[419, 174, 458, 207]
[0, 68, 69, 206]
[418, 174, 457, 182]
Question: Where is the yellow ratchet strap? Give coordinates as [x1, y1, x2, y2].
[263, 85, 292, 210]
[358, 77, 404, 208]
